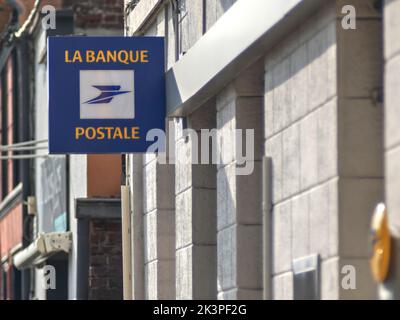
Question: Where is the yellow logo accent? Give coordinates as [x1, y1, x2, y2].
[370, 203, 391, 283]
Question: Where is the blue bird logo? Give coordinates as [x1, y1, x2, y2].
[84, 85, 131, 104]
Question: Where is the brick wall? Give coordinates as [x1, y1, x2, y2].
[175, 102, 217, 300]
[0, 55, 16, 199]
[0, 263, 3, 300]
[88, 219, 123, 300]
[15, 1, 63, 24]
[0, 203, 23, 259]
[62, 0, 124, 30]
[0, 84, 2, 200]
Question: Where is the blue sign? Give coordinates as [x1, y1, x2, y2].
[48, 36, 165, 153]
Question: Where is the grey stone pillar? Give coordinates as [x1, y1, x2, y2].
[382, 0, 400, 299]
[216, 62, 264, 299]
[175, 101, 217, 299]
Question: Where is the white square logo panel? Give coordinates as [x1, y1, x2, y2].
[79, 70, 135, 119]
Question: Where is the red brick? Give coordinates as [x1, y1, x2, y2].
[88, 218, 123, 300]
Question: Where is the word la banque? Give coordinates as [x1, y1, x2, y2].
[64, 49, 149, 65]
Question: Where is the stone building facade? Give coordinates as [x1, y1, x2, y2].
[2, 0, 400, 301]
[383, 0, 400, 299]
[123, 0, 400, 300]
[265, 1, 383, 299]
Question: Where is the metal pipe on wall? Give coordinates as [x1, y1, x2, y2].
[16, 37, 33, 301]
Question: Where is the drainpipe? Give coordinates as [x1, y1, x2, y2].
[6, 0, 42, 301]
[7, 35, 31, 301]
[16, 35, 32, 302]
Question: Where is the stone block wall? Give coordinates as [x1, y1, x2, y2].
[216, 63, 264, 300]
[126, 0, 237, 300]
[125, 0, 385, 300]
[265, 3, 339, 299]
[383, 0, 400, 298]
[142, 157, 175, 300]
[175, 102, 217, 300]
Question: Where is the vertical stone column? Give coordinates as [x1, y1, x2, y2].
[175, 102, 217, 300]
[142, 152, 175, 300]
[336, 1, 383, 299]
[128, 154, 145, 300]
[264, 1, 383, 300]
[88, 219, 123, 300]
[216, 63, 264, 299]
[125, 4, 177, 300]
[383, 0, 400, 299]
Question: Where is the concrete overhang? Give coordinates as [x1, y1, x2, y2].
[166, 0, 329, 117]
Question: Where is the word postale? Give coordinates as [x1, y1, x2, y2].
[75, 126, 140, 141]
[48, 36, 165, 154]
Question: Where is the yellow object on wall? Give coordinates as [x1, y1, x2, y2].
[370, 203, 391, 283]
